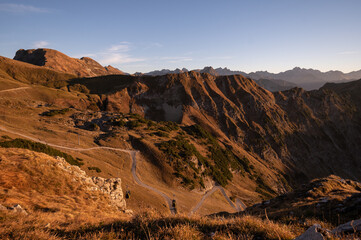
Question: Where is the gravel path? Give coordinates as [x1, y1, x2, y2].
[0, 126, 245, 215]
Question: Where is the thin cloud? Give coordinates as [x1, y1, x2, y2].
[72, 42, 145, 66]
[151, 42, 163, 48]
[108, 43, 131, 52]
[33, 41, 49, 48]
[99, 53, 145, 65]
[99, 42, 145, 65]
[0, 3, 49, 13]
[338, 51, 358, 55]
[161, 56, 193, 63]
[204, 56, 233, 60]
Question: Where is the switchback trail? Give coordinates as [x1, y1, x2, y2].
[189, 184, 247, 216]
[0, 125, 243, 215]
[0, 126, 176, 214]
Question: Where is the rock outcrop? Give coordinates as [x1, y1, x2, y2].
[14, 48, 126, 77]
[91, 177, 126, 210]
[332, 219, 361, 235]
[55, 156, 126, 210]
[294, 224, 327, 240]
[296, 218, 361, 239]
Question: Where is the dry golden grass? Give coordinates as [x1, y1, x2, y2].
[0, 207, 297, 240]
[0, 147, 295, 239]
[0, 148, 125, 222]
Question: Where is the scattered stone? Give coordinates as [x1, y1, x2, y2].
[8, 204, 28, 215]
[332, 218, 361, 235]
[124, 209, 134, 215]
[294, 224, 325, 240]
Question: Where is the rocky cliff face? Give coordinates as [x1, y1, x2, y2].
[55, 156, 126, 210]
[14, 48, 125, 77]
[69, 72, 361, 189]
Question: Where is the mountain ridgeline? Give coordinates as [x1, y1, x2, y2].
[67, 71, 361, 188]
[144, 66, 361, 90]
[2, 48, 361, 198]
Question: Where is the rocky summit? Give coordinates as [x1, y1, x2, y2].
[14, 48, 126, 77]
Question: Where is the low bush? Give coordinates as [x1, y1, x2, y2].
[155, 131, 169, 138]
[0, 138, 83, 166]
[158, 121, 179, 132]
[41, 108, 70, 117]
[126, 120, 141, 129]
[88, 166, 102, 173]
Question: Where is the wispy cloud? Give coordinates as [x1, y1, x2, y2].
[74, 42, 145, 65]
[108, 42, 131, 52]
[100, 42, 145, 64]
[100, 53, 145, 65]
[203, 56, 233, 60]
[33, 41, 49, 48]
[0, 3, 49, 13]
[338, 51, 358, 55]
[161, 56, 193, 63]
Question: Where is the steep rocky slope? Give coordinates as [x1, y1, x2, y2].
[246, 175, 361, 224]
[14, 48, 126, 77]
[2, 51, 361, 206]
[67, 72, 361, 191]
[145, 66, 361, 90]
[145, 66, 298, 92]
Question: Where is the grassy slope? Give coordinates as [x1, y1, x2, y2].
[0, 148, 121, 220]
[0, 56, 75, 86]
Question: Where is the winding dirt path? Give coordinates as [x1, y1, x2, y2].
[189, 184, 246, 216]
[0, 87, 30, 93]
[0, 126, 176, 214]
[0, 125, 244, 215]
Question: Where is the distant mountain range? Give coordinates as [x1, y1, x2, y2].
[143, 66, 361, 90]
[10, 48, 361, 91]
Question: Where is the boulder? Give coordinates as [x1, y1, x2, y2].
[294, 224, 325, 240]
[8, 204, 28, 215]
[332, 218, 361, 235]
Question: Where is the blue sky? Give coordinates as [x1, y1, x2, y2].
[1, 0, 361, 74]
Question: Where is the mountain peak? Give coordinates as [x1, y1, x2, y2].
[14, 48, 125, 77]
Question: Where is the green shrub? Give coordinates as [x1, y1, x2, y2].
[0, 138, 83, 166]
[158, 121, 179, 132]
[126, 120, 141, 129]
[69, 83, 90, 94]
[41, 108, 70, 117]
[112, 119, 126, 127]
[155, 131, 169, 138]
[88, 166, 102, 173]
[88, 122, 100, 131]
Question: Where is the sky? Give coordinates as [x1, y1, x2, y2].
[0, 0, 361, 74]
